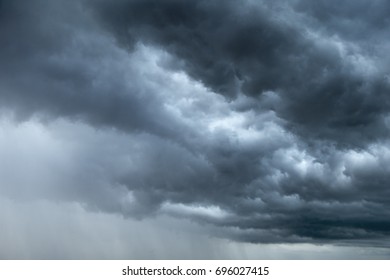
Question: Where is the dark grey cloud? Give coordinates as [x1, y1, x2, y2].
[294, 0, 390, 42]
[0, 0, 186, 140]
[91, 0, 390, 146]
[1, 0, 390, 256]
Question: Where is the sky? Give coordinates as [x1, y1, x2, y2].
[0, 0, 390, 259]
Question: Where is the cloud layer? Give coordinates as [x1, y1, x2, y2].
[1, 0, 390, 256]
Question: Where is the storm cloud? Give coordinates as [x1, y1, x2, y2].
[1, 0, 390, 258]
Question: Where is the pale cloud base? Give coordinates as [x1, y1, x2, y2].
[1, 117, 390, 259]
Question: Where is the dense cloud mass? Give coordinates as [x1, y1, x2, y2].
[1, 0, 390, 258]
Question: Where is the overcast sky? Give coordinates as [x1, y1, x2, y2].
[1, 0, 390, 259]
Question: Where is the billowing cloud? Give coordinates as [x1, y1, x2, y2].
[1, 0, 390, 258]
[91, 0, 390, 145]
